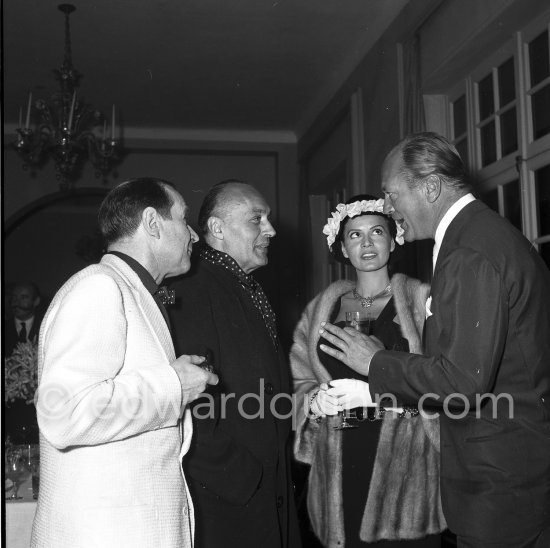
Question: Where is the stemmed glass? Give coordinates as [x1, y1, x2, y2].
[332, 312, 370, 430]
[332, 384, 358, 429]
[5, 446, 31, 500]
[24, 444, 40, 499]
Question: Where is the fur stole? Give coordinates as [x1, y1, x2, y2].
[290, 274, 446, 547]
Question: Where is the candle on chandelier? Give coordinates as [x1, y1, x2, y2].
[25, 92, 32, 129]
[67, 91, 77, 131]
[111, 105, 116, 140]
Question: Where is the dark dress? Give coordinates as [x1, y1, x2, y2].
[318, 297, 440, 548]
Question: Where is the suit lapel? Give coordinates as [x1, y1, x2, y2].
[433, 200, 486, 279]
[101, 255, 175, 361]
[426, 200, 487, 354]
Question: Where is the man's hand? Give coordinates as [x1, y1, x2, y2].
[171, 354, 219, 406]
[326, 379, 375, 409]
[318, 322, 384, 376]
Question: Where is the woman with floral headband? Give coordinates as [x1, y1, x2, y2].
[290, 195, 445, 547]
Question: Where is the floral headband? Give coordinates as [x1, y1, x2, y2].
[322, 199, 405, 250]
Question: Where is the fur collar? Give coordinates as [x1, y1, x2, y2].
[291, 274, 446, 546]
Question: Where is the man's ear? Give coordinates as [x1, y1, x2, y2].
[424, 174, 441, 203]
[142, 207, 161, 239]
[33, 296, 41, 308]
[207, 217, 224, 241]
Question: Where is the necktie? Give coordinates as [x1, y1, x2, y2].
[18, 322, 27, 343]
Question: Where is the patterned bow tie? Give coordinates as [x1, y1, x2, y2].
[156, 286, 176, 306]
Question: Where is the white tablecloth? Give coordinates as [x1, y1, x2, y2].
[5, 475, 37, 548]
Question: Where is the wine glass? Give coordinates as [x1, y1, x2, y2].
[332, 382, 358, 429]
[23, 444, 40, 499]
[332, 312, 367, 430]
[5, 446, 31, 500]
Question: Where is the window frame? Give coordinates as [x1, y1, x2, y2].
[441, 8, 550, 252]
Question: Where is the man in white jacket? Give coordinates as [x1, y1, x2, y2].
[31, 177, 218, 548]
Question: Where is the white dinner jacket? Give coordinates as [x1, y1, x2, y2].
[31, 254, 194, 548]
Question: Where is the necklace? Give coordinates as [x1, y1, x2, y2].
[352, 284, 392, 308]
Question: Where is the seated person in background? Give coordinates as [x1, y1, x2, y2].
[4, 282, 44, 443]
[5, 282, 42, 356]
[290, 195, 445, 547]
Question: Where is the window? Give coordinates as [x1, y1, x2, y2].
[535, 165, 550, 267]
[451, 94, 469, 166]
[480, 180, 522, 231]
[475, 57, 518, 168]
[446, 13, 550, 268]
[528, 29, 550, 140]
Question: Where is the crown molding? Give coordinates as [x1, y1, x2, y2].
[3, 124, 297, 148]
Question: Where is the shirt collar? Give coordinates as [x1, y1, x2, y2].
[15, 316, 34, 330]
[106, 251, 158, 295]
[433, 193, 476, 272]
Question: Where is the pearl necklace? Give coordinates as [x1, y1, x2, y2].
[352, 284, 392, 308]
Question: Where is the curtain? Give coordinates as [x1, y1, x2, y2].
[400, 33, 434, 284]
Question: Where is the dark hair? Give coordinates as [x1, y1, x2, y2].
[331, 194, 397, 264]
[397, 132, 471, 192]
[197, 179, 248, 235]
[12, 282, 40, 300]
[98, 177, 176, 246]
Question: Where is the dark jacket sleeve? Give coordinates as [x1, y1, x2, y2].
[370, 247, 508, 406]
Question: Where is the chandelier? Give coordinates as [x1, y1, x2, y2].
[13, 4, 122, 190]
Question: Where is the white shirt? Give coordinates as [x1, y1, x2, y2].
[432, 193, 476, 273]
[14, 316, 35, 340]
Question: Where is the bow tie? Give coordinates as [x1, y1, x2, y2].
[156, 286, 175, 306]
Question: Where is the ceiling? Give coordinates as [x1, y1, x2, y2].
[3, 0, 408, 139]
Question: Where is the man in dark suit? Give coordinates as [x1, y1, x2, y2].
[4, 282, 44, 443]
[4, 282, 42, 356]
[319, 133, 550, 548]
[169, 180, 301, 548]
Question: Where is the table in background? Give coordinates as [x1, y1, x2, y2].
[5, 474, 37, 548]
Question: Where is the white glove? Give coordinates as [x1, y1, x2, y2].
[310, 384, 341, 416]
[326, 378, 375, 409]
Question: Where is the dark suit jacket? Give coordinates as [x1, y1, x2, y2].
[4, 314, 42, 357]
[369, 200, 550, 543]
[169, 259, 300, 548]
